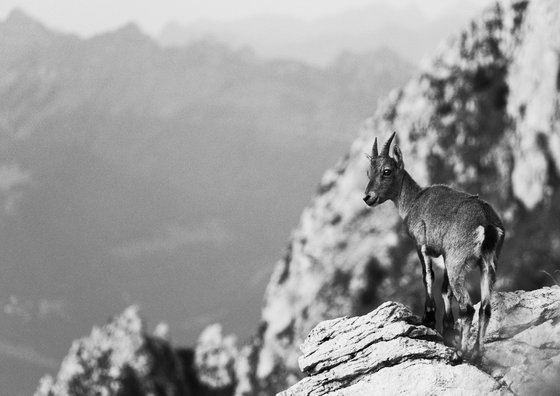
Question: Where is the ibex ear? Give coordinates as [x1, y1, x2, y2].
[393, 145, 404, 169]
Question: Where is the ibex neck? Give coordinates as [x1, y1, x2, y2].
[393, 170, 422, 219]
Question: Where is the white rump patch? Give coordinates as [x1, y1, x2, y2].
[473, 226, 485, 256]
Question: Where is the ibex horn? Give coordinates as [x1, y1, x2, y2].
[372, 138, 378, 158]
[380, 131, 396, 156]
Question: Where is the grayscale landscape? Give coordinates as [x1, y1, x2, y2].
[1, 0, 559, 395]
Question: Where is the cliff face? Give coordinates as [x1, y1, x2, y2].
[251, 0, 560, 392]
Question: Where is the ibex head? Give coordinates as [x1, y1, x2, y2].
[363, 131, 404, 206]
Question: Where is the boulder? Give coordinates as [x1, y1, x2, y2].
[279, 302, 511, 396]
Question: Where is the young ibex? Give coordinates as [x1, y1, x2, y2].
[363, 132, 504, 360]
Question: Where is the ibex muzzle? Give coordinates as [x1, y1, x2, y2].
[362, 193, 378, 206]
[363, 131, 505, 363]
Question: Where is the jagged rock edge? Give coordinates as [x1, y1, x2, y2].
[302, 328, 445, 376]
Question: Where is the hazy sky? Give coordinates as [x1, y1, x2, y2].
[0, 0, 492, 37]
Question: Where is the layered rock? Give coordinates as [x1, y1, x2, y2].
[280, 302, 510, 396]
[251, 0, 560, 392]
[281, 287, 560, 396]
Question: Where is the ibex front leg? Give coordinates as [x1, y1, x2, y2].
[441, 268, 457, 346]
[416, 244, 436, 329]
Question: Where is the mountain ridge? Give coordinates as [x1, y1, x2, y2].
[158, 1, 485, 66]
[36, 1, 560, 395]
[0, 9, 414, 395]
[7, 1, 560, 395]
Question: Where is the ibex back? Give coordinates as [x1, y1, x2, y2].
[363, 132, 504, 361]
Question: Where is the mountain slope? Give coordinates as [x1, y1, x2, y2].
[249, 0, 560, 393]
[0, 9, 414, 395]
[29, 0, 560, 395]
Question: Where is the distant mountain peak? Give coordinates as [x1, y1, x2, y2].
[90, 21, 151, 45]
[4, 8, 46, 31]
[1, 7, 54, 48]
[115, 21, 144, 36]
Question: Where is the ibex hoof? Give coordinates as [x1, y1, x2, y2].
[442, 327, 460, 347]
[450, 350, 463, 364]
[422, 311, 437, 330]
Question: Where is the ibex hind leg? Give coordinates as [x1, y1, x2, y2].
[473, 255, 495, 362]
[441, 268, 458, 347]
[447, 255, 476, 360]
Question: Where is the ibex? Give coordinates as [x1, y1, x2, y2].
[363, 132, 504, 360]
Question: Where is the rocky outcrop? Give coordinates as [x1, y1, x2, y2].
[34, 306, 189, 395]
[279, 302, 510, 396]
[280, 287, 560, 396]
[34, 307, 241, 396]
[250, 0, 560, 392]
[193, 324, 238, 394]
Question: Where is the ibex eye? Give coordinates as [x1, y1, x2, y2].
[382, 169, 392, 176]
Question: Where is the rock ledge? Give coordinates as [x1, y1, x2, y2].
[279, 301, 510, 396]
